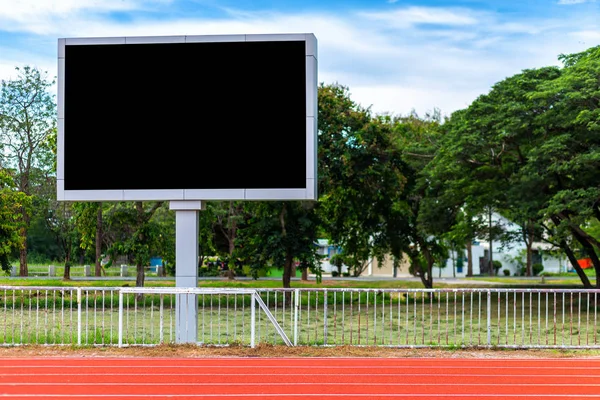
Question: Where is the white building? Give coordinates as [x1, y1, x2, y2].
[432, 213, 570, 278]
[317, 213, 573, 278]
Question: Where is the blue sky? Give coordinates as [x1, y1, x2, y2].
[0, 0, 599, 117]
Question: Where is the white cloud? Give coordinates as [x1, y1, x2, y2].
[0, 4, 599, 117]
[0, 0, 171, 35]
[360, 6, 479, 28]
[349, 84, 482, 118]
[558, 0, 594, 4]
[569, 30, 600, 41]
[0, 0, 170, 19]
[0, 48, 56, 82]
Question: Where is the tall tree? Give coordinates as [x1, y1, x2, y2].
[103, 201, 164, 288]
[211, 201, 245, 279]
[318, 83, 409, 277]
[390, 111, 449, 288]
[0, 66, 56, 276]
[45, 200, 78, 280]
[431, 46, 600, 286]
[0, 170, 30, 272]
[532, 46, 600, 286]
[239, 201, 321, 288]
[72, 202, 104, 276]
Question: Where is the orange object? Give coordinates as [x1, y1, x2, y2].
[578, 258, 593, 269]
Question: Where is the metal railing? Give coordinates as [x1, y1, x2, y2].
[1, 286, 599, 349]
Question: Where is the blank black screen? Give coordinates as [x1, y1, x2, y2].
[64, 41, 307, 190]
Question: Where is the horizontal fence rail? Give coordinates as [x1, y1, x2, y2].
[1, 287, 599, 349]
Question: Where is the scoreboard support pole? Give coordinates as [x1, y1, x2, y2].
[170, 200, 204, 344]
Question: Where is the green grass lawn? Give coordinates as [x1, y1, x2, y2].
[3, 261, 599, 290]
[464, 275, 597, 287]
[1, 288, 598, 347]
[1, 274, 596, 289]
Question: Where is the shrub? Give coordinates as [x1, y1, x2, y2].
[502, 269, 510, 276]
[532, 263, 544, 276]
[493, 260, 502, 274]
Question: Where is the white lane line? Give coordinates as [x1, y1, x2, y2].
[2, 373, 599, 377]
[3, 383, 600, 387]
[1, 365, 597, 370]
[4, 394, 600, 397]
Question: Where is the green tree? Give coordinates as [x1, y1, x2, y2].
[0, 66, 56, 276]
[390, 111, 450, 288]
[211, 201, 245, 279]
[0, 170, 30, 272]
[431, 46, 600, 287]
[45, 200, 78, 280]
[72, 202, 105, 276]
[103, 201, 164, 288]
[532, 46, 600, 286]
[239, 201, 321, 288]
[318, 83, 409, 277]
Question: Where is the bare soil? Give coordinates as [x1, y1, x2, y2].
[1, 344, 599, 359]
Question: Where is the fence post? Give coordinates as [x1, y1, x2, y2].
[250, 292, 256, 348]
[118, 291, 124, 347]
[294, 289, 300, 346]
[159, 295, 164, 343]
[323, 289, 328, 346]
[77, 288, 82, 345]
[487, 290, 492, 346]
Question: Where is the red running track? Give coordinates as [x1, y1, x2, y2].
[1, 357, 600, 399]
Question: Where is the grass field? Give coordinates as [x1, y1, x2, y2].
[1, 272, 596, 289]
[2, 267, 598, 348]
[1, 286, 599, 348]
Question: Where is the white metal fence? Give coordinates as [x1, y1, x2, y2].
[1, 286, 599, 349]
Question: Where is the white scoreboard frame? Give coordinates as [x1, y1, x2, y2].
[57, 33, 318, 202]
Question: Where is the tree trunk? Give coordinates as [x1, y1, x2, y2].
[95, 203, 103, 276]
[561, 239, 592, 288]
[135, 262, 145, 301]
[19, 239, 27, 277]
[301, 268, 308, 281]
[525, 221, 534, 277]
[136, 262, 145, 288]
[488, 207, 494, 277]
[227, 226, 236, 280]
[466, 241, 473, 277]
[19, 207, 30, 276]
[135, 202, 146, 292]
[415, 258, 433, 290]
[451, 246, 456, 278]
[550, 215, 592, 288]
[526, 242, 533, 277]
[570, 227, 600, 288]
[425, 260, 433, 289]
[282, 251, 293, 289]
[416, 239, 434, 289]
[63, 251, 71, 280]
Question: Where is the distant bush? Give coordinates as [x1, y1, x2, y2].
[503, 269, 510, 276]
[493, 260, 502, 274]
[532, 263, 544, 276]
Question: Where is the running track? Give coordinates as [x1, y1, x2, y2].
[1, 357, 600, 399]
